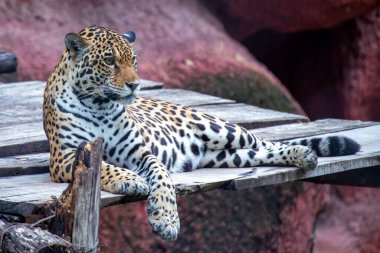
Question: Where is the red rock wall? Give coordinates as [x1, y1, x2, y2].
[243, 7, 380, 121]
[0, 0, 303, 113]
[205, 1, 380, 252]
[314, 186, 380, 253]
[99, 183, 329, 253]
[205, 0, 378, 40]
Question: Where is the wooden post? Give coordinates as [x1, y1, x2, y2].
[70, 138, 103, 253]
[0, 219, 72, 253]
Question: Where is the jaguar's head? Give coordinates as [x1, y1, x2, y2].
[64, 25, 139, 104]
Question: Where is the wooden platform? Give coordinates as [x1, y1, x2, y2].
[0, 81, 379, 216]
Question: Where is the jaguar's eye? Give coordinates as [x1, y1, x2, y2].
[104, 57, 115, 66]
[131, 55, 136, 65]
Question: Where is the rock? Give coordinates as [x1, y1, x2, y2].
[0, 51, 17, 73]
[244, 6, 380, 121]
[0, 0, 303, 114]
[205, 0, 378, 40]
[99, 183, 329, 252]
[339, 7, 380, 120]
[314, 186, 380, 253]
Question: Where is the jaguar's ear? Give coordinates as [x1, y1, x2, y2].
[122, 31, 136, 44]
[64, 33, 88, 59]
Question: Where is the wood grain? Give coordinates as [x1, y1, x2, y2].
[0, 125, 379, 215]
[251, 118, 379, 141]
[0, 219, 72, 253]
[70, 138, 102, 253]
[195, 103, 307, 129]
[140, 89, 235, 106]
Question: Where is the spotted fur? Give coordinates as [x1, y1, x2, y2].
[43, 25, 361, 240]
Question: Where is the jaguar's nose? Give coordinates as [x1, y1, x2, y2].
[126, 81, 140, 92]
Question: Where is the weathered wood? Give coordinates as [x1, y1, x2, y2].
[250, 118, 379, 141]
[0, 80, 162, 128]
[0, 52, 17, 74]
[0, 84, 236, 156]
[0, 106, 43, 128]
[139, 89, 235, 106]
[0, 124, 379, 215]
[0, 153, 49, 177]
[195, 103, 307, 129]
[70, 138, 102, 253]
[0, 219, 72, 253]
[0, 123, 47, 157]
[0, 89, 234, 126]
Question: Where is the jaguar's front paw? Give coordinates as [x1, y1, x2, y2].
[113, 176, 149, 196]
[147, 190, 180, 240]
[101, 169, 149, 196]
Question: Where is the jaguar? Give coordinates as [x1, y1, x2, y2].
[43, 25, 360, 240]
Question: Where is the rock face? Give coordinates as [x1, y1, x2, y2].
[205, 2, 380, 252]
[99, 183, 329, 253]
[206, 0, 380, 121]
[244, 6, 380, 120]
[206, 0, 378, 40]
[314, 186, 380, 253]
[0, 0, 303, 114]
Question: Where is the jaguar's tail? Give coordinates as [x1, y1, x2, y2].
[283, 136, 360, 157]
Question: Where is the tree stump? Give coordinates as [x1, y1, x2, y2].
[46, 138, 103, 253]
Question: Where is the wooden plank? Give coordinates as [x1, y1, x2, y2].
[0, 104, 43, 127]
[194, 103, 307, 129]
[0, 123, 47, 158]
[0, 168, 255, 215]
[0, 125, 379, 215]
[250, 118, 379, 141]
[139, 89, 235, 106]
[0, 80, 162, 128]
[0, 89, 233, 128]
[0, 153, 49, 176]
